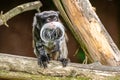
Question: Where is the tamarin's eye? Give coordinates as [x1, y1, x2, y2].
[53, 17, 58, 21]
[46, 18, 51, 22]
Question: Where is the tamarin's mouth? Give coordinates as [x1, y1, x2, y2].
[40, 22, 65, 42]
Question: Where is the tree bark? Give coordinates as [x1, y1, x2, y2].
[0, 1, 42, 27]
[0, 53, 120, 80]
[53, 0, 120, 66]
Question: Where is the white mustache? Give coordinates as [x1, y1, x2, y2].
[40, 22, 65, 42]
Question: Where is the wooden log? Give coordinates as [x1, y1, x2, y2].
[0, 53, 120, 79]
[53, 0, 120, 66]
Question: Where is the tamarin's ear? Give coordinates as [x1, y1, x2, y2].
[35, 13, 43, 20]
[35, 13, 39, 19]
[35, 13, 40, 17]
[35, 13, 39, 16]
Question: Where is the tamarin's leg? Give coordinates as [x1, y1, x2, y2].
[52, 51, 60, 60]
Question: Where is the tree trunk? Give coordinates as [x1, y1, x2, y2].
[53, 0, 120, 66]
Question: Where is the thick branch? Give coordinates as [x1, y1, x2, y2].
[0, 1, 42, 27]
[53, 0, 120, 66]
[0, 53, 120, 79]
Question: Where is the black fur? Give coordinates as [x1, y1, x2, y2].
[33, 10, 69, 68]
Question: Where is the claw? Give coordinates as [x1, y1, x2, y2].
[38, 55, 49, 68]
[59, 58, 69, 67]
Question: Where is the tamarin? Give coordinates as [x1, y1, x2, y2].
[32, 10, 69, 68]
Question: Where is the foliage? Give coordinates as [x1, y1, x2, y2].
[76, 48, 85, 63]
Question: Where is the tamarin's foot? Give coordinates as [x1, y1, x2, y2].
[59, 58, 69, 67]
[38, 55, 49, 68]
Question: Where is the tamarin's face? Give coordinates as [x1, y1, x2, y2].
[35, 11, 59, 24]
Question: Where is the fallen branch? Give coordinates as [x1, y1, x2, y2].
[0, 53, 120, 79]
[0, 1, 42, 27]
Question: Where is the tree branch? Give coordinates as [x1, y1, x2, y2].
[0, 1, 42, 27]
[53, 0, 120, 66]
[0, 53, 120, 79]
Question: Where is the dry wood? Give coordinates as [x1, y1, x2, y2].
[53, 0, 120, 66]
[0, 1, 42, 27]
[0, 53, 120, 80]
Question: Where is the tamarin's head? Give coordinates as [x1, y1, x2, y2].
[35, 10, 59, 24]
